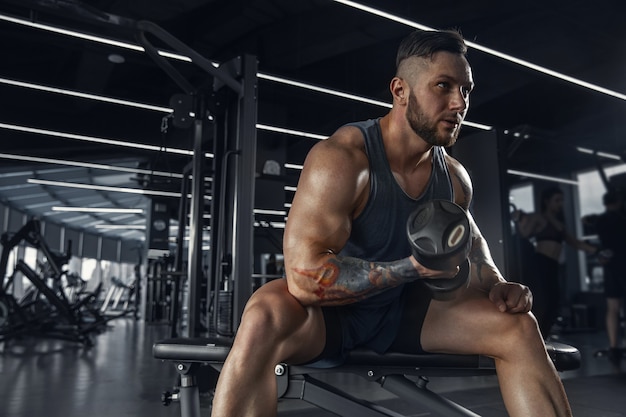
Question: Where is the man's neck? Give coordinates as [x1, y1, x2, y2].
[379, 112, 433, 174]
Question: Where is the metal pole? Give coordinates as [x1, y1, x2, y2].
[231, 54, 258, 330]
[185, 96, 206, 338]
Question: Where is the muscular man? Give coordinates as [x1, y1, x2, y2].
[212, 29, 572, 416]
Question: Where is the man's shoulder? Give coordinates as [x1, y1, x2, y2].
[324, 124, 369, 154]
[306, 125, 369, 171]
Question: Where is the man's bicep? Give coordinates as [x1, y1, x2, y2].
[282, 144, 362, 302]
[284, 143, 360, 264]
[285, 190, 352, 261]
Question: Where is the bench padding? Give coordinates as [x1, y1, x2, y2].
[153, 337, 580, 372]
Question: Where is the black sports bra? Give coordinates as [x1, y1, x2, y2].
[534, 219, 565, 243]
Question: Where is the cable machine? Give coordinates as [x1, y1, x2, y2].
[13, 1, 258, 339]
[135, 22, 258, 338]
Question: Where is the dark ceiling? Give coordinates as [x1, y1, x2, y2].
[0, 0, 624, 245]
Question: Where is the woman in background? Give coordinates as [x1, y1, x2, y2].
[513, 186, 597, 337]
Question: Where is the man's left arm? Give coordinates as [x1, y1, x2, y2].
[446, 153, 532, 313]
[467, 215, 532, 313]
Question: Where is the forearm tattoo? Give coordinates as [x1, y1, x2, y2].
[469, 236, 491, 284]
[293, 256, 418, 303]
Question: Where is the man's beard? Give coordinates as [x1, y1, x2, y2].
[405, 91, 460, 147]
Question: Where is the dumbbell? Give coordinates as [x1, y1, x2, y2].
[406, 199, 471, 300]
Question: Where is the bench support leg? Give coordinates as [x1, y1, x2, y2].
[179, 374, 201, 417]
[162, 362, 202, 417]
[381, 375, 481, 417]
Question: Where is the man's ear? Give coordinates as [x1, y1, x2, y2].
[390, 77, 407, 104]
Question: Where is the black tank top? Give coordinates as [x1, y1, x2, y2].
[340, 118, 454, 308]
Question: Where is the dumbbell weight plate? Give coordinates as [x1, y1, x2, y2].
[406, 200, 472, 300]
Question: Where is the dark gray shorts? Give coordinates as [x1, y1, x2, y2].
[306, 281, 432, 367]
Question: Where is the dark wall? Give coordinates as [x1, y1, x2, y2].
[451, 129, 508, 272]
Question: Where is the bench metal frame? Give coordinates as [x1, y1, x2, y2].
[153, 338, 580, 417]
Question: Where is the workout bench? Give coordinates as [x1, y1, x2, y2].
[153, 337, 580, 417]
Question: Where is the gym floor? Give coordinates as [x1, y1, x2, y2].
[0, 318, 624, 417]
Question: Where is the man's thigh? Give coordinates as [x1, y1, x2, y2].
[419, 286, 523, 355]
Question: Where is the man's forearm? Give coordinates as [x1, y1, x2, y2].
[293, 256, 418, 305]
[469, 234, 505, 290]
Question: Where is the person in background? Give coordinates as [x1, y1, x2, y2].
[513, 186, 597, 338]
[593, 188, 626, 367]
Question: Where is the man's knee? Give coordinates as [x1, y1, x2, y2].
[486, 311, 541, 355]
[238, 285, 309, 344]
[240, 292, 285, 336]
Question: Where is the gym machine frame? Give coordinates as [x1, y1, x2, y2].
[135, 20, 257, 338]
[0, 218, 105, 345]
[14, 0, 256, 340]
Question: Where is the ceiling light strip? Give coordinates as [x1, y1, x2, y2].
[0, 121, 321, 164]
[257, 73, 392, 108]
[0, 77, 173, 112]
[0, 122, 190, 154]
[27, 178, 182, 197]
[576, 147, 622, 161]
[465, 42, 626, 101]
[0, 13, 493, 130]
[0, 13, 191, 62]
[460, 120, 493, 130]
[0, 152, 184, 179]
[256, 124, 328, 140]
[254, 221, 287, 229]
[95, 224, 146, 230]
[253, 209, 288, 216]
[331, 0, 626, 101]
[0, 122, 203, 156]
[284, 163, 304, 170]
[507, 169, 578, 185]
[28, 178, 213, 201]
[52, 206, 143, 214]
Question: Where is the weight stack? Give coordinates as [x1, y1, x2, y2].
[217, 290, 233, 336]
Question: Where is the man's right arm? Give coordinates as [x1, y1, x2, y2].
[290, 255, 419, 306]
[283, 129, 410, 306]
[283, 129, 454, 307]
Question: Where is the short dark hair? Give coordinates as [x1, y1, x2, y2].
[396, 29, 467, 70]
[603, 188, 623, 206]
